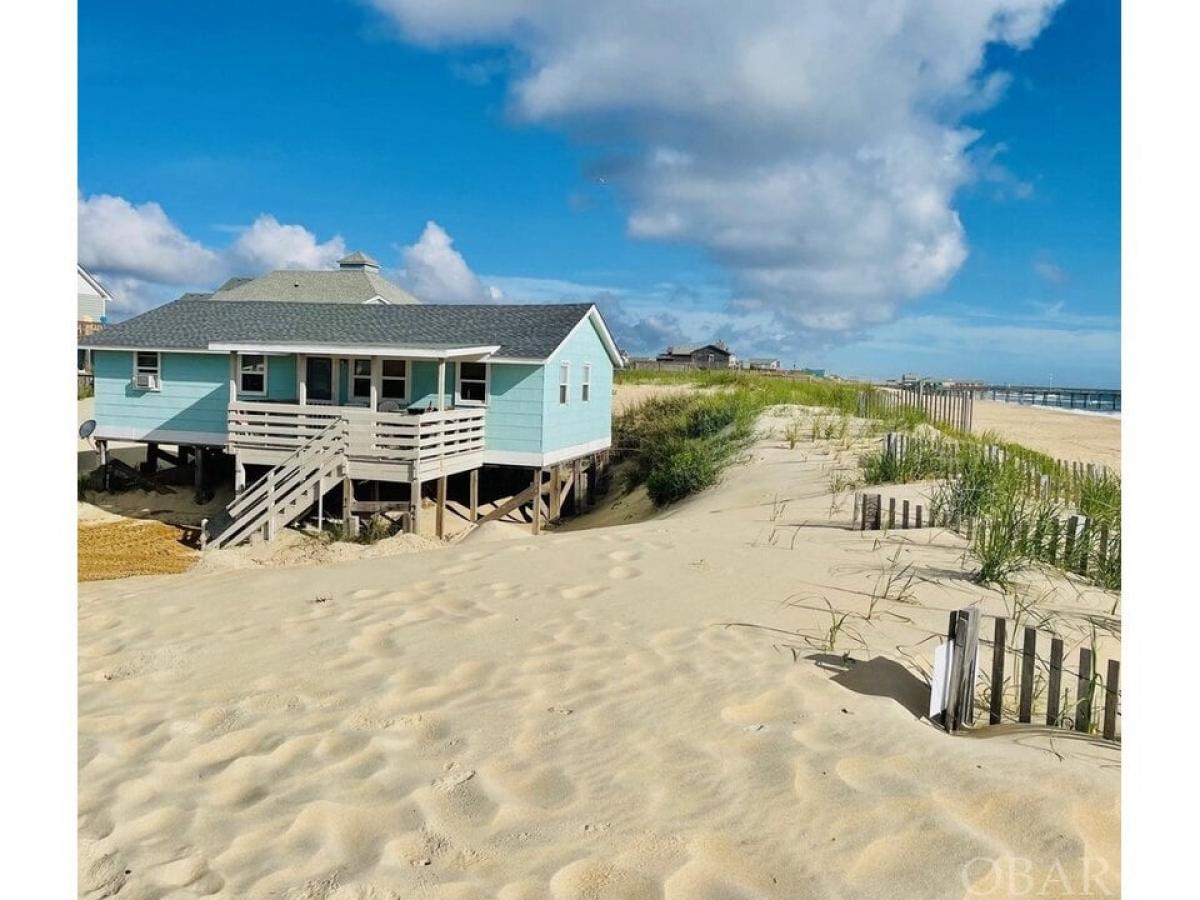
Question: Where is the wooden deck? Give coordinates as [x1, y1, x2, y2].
[227, 401, 486, 481]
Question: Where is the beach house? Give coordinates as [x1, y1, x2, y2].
[78, 252, 621, 546]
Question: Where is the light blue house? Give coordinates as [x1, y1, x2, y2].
[79, 253, 622, 545]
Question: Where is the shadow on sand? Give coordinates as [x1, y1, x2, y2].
[808, 653, 930, 720]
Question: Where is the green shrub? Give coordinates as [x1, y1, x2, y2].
[646, 440, 722, 505]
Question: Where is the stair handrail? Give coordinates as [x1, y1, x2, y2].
[209, 425, 348, 550]
[228, 417, 347, 517]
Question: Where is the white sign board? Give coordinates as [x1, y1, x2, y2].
[930, 640, 952, 717]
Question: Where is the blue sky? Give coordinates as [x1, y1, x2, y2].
[79, 0, 1119, 386]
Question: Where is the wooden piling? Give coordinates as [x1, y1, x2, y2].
[1046, 637, 1064, 726]
[469, 469, 479, 523]
[531, 468, 544, 535]
[1075, 648, 1093, 733]
[989, 617, 1006, 725]
[915, 504, 923, 529]
[1103, 659, 1120, 740]
[902, 500, 910, 529]
[435, 475, 447, 539]
[1018, 627, 1036, 723]
[887, 498, 896, 530]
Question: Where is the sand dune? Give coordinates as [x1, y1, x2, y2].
[79, 410, 1120, 898]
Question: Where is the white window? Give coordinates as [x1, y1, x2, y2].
[457, 362, 488, 405]
[380, 359, 407, 400]
[351, 358, 372, 401]
[559, 362, 570, 405]
[238, 353, 267, 395]
[133, 351, 161, 390]
[582, 363, 592, 403]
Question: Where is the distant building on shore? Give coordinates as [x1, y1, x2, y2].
[745, 357, 781, 371]
[800, 367, 826, 378]
[655, 342, 734, 369]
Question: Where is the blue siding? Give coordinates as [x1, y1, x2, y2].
[541, 319, 613, 453]
[483, 363, 544, 454]
[409, 360, 452, 409]
[261, 354, 296, 401]
[93, 350, 228, 439]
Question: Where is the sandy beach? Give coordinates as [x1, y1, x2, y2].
[971, 399, 1121, 472]
[78, 402, 1120, 898]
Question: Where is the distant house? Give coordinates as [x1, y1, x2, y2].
[78, 251, 623, 545]
[78, 264, 112, 373]
[656, 342, 733, 369]
[78, 264, 111, 334]
[800, 368, 826, 378]
[746, 358, 781, 371]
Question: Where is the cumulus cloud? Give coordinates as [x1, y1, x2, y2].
[229, 215, 346, 271]
[399, 221, 503, 303]
[368, 0, 1060, 331]
[78, 193, 347, 315]
[78, 193, 221, 286]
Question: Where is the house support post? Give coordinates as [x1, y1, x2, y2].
[531, 468, 544, 535]
[550, 465, 563, 520]
[193, 447, 205, 502]
[587, 454, 598, 507]
[409, 479, 422, 534]
[437, 359, 447, 411]
[572, 458, 583, 515]
[234, 456, 246, 494]
[97, 440, 110, 491]
[436, 475, 447, 539]
[342, 477, 355, 537]
[144, 442, 159, 474]
[468, 469, 479, 522]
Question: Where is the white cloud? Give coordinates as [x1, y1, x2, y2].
[78, 193, 347, 316]
[368, 0, 1060, 331]
[229, 215, 345, 271]
[399, 221, 503, 303]
[1034, 257, 1067, 284]
[78, 193, 221, 285]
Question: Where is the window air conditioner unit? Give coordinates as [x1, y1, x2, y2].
[134, 372, 159, 390]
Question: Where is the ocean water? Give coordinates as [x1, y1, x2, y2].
[983, 392, 1121, 418]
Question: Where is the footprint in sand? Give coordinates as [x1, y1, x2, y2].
[561, 585, 606, 601]
[607, 565, 642, 581]
[606, 549, 643, 563]
[437, 563, 479, 576]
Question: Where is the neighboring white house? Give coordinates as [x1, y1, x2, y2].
[78, 264, 111, 328]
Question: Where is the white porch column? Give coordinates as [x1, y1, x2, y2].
[437, 359, 446, 411]
[332, 357, 341, 405]
[370, 356, 381, 411]
[297, 354, 307, 405]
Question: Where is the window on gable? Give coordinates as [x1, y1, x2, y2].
[351, 358, 372, 400]
[458, 362, 488, 404]
[582, 363, 592, 403]
[239, 353, 267, 395]
[559, 362, 570, 405]
[381, 359, 407, 400]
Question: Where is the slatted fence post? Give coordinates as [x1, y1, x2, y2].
[872, 494, 882, 531]
[989, 617, 1006, 724]
[1064, 515, 1079, 571]
[945, 607, 982, 732]
[915, 504, 923, 528]
[1103, 659, 1120, 740]
[1075, 648, 1094, 733]
[902, 500, 910, 529]
[853, 492, 861, 530]
[1046, 638, 1064, 726]
[859, 493, 868, 531]
[1048, 519, 1060, 564]
[888, 498, 896, 530]
[1018, 627, 1037, 723]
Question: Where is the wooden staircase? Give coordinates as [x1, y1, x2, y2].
[203, 419, 348, 550]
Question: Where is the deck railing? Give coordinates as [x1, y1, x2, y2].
[227, 401, 486, 467]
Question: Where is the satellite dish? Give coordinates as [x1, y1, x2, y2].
[79, 419, 97, 439]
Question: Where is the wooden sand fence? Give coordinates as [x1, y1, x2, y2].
[941, 606, 1120, 742]
[856, 386, 974, 432]
[852, 434, 1121, 584]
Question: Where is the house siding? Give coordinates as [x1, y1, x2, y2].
[482, 363, 545, 455]
[93, 350, 229, 441]
[541, 319, 613, 455]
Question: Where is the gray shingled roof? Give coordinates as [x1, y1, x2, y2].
[337, 250, 380, 268]
[79, 300, 603, 361]
[208, 269, 418, 305]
